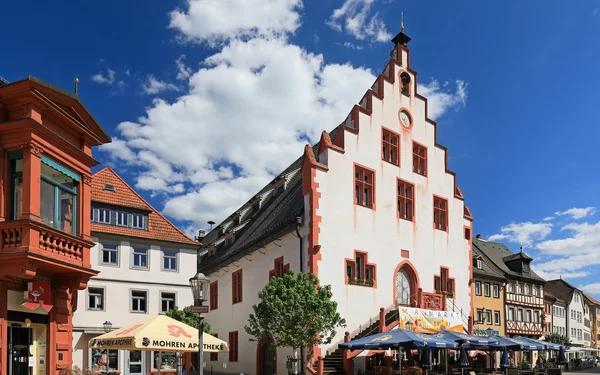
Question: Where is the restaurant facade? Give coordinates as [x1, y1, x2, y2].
[0, 77, 111, 375]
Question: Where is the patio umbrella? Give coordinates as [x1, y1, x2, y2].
[487, 336, 541, 351]
[434, 330, 498, 349]
[421, 346, 431, 370]
[511, 336, 547, 351]
[339, 328, 458, 350]
[556, 346, 568, 365]
[459, 346, 469, 367]
[500, 349, 509, 369]
[88, 315, 229, 353]
[518, 337, 562, 351]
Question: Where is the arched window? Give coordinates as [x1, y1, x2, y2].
[396, 267, 412, 306]
[400, 72, 411, 96]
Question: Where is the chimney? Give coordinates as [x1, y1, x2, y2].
[197, 229, 206, 242]
[476, 234, 482, 239]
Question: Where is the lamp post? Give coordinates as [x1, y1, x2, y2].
[190, 272, 211, 375]
[102, 321, 113, 375]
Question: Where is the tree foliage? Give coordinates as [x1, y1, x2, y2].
[245, 270, 346, 349]
[166, 307, 211, 333]
[544, 332, 571, 348]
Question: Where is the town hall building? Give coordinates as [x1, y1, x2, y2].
[197, 30, 474, 375]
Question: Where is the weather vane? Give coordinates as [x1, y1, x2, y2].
[401, 12, 405, 32]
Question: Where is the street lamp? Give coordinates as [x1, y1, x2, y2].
[102, 321, 113, 375]
[103, 321, 113, 333]
[189, 272, 211, 375]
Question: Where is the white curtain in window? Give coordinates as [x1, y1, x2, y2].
[396, 268, 411, 306]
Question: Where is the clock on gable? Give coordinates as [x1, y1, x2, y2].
[399, 110, 412, 129]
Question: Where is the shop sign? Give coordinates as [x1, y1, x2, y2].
[473, 328, 499, 336]
[398, 307, 464, 333]
[22, 280, 53, 312]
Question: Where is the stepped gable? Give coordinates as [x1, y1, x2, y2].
[91, 167, 197, 245]
[472, 238, 545, 282]
[199, 33, 474, 273]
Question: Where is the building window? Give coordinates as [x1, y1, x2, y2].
[465, 227, 471, 240]
[345, 252, 376, 286]
[476, 259, 483, 269]
[210, 334, 219, 361]
[131, 290, 148, 313]
[523, 262, 529, 272]
[518, 309, 523, 322]
[40, 162, 78, 235]
[116, 211, 128, 226]
[475, 281, 482, 296]
[152, 352, 177, 371]
[525, 310, 532, 322]
[397, 179, 414, 221]
[232, 270, 243, 304]
[494, 310, 501, 325]
[101, 243, 119, 265]
[11, 158, 23, 220]
[534, 310, 540, 323]
[508, 282, 514, 293]
[98, 208, 111, 224]
[354, 165, 375, 208]
[382, 129, 400, 165]
[412, 142, 427, 176]
[162, 250, 178, 271]
[484, 282, 491, 297]
[524, 284, 530, 295]
[486, 310, 492, 324]
[433, 197, 448, 231]
[228, 331, 239, 362]
[493, 284, 500, 298]
[476, 309, 483, 323]
[88, 287, 104, 311]
[160, 292, 176, 313]
[132, 248, 149, 269]
[210, 281, 218, 311]
[131, 214, 144, 229]
[508, 308, 515, 321]
[89, 348, 119, 372]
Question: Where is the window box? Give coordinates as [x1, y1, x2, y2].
[446, 291, 454, 298]
[348, 278, 374, 287]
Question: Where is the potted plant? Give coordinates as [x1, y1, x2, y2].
[365, 279, 374, 286]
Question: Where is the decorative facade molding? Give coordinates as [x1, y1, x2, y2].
[21, 141, 43, 157]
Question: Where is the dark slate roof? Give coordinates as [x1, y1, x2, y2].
[198, 127, 340, 274]
[545, 279, 576, 304]
[503, 252, 533, 263]
[472, 244, 506, 280]
[472, 238, 545, 283]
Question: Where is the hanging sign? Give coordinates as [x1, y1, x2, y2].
[398, 307, 464, 333]
[22, 280, 53, 312]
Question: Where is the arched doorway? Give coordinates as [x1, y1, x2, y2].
[394, 262, 419, 307]
[256, 341, 277, 375]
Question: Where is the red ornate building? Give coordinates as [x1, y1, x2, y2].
[0, 77, 111, 375]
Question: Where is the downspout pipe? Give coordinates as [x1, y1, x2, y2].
[295, 216, 305, 375]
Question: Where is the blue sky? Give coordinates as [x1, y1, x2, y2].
[2, 0, 600, 296]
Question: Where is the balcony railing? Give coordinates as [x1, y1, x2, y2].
[0, 219, 90, 266]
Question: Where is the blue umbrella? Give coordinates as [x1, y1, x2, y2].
[459, 345, 470, 368]
[488, 336, 542, 351]
[420, 346, 431, 370]
[338, 329, 458, 350]
[512, 336, 549, 351]
[500, 349, 509, 369]
[434, 330, 498, 349]
[556, 346, 568, 365]
[518, 337, 562, 351]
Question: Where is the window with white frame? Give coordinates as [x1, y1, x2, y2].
[508, 308, 515, 321]
[132, 248, 148, 269]
[486, 309, 492, 324]
[101, 243, 118, 265]
[131, 290, 147, 313]
[476, 259, 483, 269]
[131, 214, 144, 229]
[152, 352, 177, 371]
[162, 250, 177, 271]
[484, 282, 490, 297]
[89, 348, 119, 372]
[88, 287, 104, 311]
[494, 310, 500, 325]
[493, 284, 500, 298]
[475, 281, 482, 296]
[160, 292, 176, 313]
[116, 211, 128, 226]
[98, 208, 111, 224]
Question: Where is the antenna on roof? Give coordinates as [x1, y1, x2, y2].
[74, 77, 79, 96]
[400, 12, 405, 32]
[520, 246, 523, 253]
[207, 220, 215, 230]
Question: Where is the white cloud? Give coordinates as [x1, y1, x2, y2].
[543, 216, 553, 221]
[326, 0, 391, 43]
[581, 283, 600, 295]
[554, 207, 596, 220]
[176, 55, 193, 81]
[342, 41, 363, 50]
[92, 68, 117, 85]
[417, 79, 468, 120]
[168, 0, 303, 45]
[141, 75, 180, 95]
[488, 221, 552, 247]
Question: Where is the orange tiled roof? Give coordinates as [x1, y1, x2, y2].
[91, 167, 198, 246]
[584, 293, 600, 306]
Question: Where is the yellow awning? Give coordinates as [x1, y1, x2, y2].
[88, 315, 228, 353]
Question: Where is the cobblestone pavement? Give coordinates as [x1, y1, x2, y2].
[563, 366, 600, 375]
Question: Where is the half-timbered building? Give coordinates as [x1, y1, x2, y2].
[472, 237, 545, 339]
[197, 30, 474, 375]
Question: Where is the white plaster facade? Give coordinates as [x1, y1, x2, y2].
[568, 290, 586, 347]
[584, 299, 592, 347]
[72, 235, 197, 375]
[551, 301, 567, 337]
[199, 37, 473, 375]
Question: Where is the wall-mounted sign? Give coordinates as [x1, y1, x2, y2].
[398, 307, 464, 333]
[22, 281, 53, 312]
[473, 328, 499, 337]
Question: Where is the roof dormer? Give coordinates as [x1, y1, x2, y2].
[503, 247, 533, 274]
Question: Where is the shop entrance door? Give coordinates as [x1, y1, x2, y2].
[8, 325, 33, 375]
[126, 351, 145, 375]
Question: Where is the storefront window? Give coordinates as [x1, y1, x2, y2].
[153, 352, 177, 370]
[90, 348, 119, 372]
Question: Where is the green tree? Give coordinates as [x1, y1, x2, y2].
[544, 332, 571, 348]
[245, 270, 346, 351]
[166, 307, 211, 333]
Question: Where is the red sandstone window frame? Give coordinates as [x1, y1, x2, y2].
[269, 256, 290, 280]
[344, 250, 376, 287]
[412, 141, 427, 176]
[232, 270, 243, 304]
[228, 331, 239, 362]
[397, 179, 414, 221]
[354, 164, 375, 209]
[210, 334, 219, 361]
[382, 127, 400, 166]
[434, 267, 455, 296]
[433, 196, 448, 231]
[209, 281, 218, 311]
